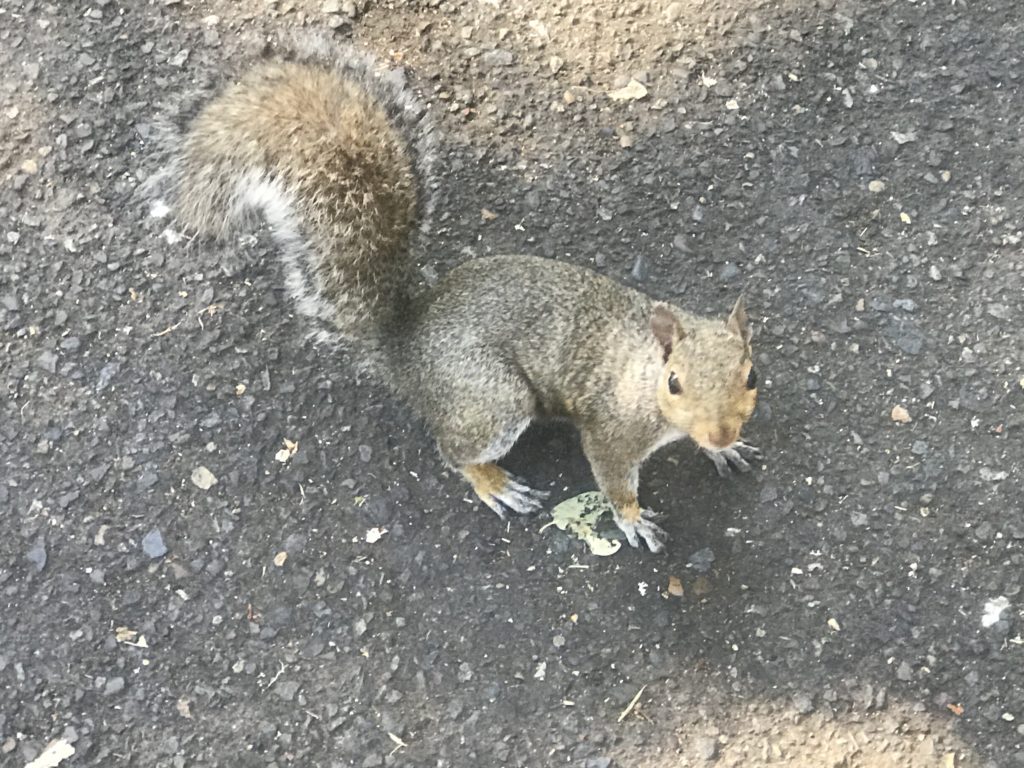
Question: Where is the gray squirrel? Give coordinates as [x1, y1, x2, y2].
[153, 44, 760, 552]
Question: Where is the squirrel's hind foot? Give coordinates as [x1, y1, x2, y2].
[462, 463, 549, 519]
[702, 440, 762, 478]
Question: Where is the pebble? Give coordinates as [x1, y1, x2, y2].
[896, 661, 913, 681]
[274, 681, 300, 701]
[104, 676, 125, 695]
[696, 736, 718, 760]
[457, 662, 473, 682]
[630, 253, 648, 282]
[688, 547, 715, 573]
[481, 49, 513, 69]
[26, 540, 47, 572]
[36, 350, 58, 373]
[664, 2, 684, 22]
[792, 692, 815, 714]
[142, 528, 168, 559]
[719, 263, 740, 281]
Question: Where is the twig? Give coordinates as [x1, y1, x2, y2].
[151, 321, 181, 338]
[387, 732, 408, 756]
[265, 661, 286, 691]
[618, 684, 647, 723]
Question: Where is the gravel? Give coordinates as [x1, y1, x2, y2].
[1, 0, 1021, 766]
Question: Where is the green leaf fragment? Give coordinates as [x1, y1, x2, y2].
[546, 492, 621, 556]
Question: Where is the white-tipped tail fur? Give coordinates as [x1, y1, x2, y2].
[148, 38, 437, 348]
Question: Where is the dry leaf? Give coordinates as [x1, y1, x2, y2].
[891, 405, 911, 423]
[115, 627, 137, 643]
[545, 492, 621, 556]
[900, 211, 912, 224]
[827, 617, 841, 632]
[275, 439, 298, 463]
[667, 576, 684, 597]
[273, 551, 288, 567]
[608, 79, 648, 101]
[480, 208, 498, 221]
[190, 466, 217, 490]
[114, 626, 149, 647]
[235, 383, 246, 396]
[946, 702, 964, 716]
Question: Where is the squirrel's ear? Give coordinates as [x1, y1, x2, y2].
[651, 303, 683, 361]
[726, 295, 751, 345]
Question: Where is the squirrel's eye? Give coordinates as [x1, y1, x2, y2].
[668, 372, 681, 395]
[746, 368, 758, 390]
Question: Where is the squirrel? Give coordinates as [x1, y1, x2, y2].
[152, 43, 760, 553]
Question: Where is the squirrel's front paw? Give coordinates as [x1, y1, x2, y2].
[703, 440, 762, 478]
[615, 509, 667, 553]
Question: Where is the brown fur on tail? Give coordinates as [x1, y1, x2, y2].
[154, 46, 436, 342]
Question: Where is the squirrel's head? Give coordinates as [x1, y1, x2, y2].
[652, 297, 757, 452]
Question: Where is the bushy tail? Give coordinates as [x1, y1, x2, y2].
[149, 40, 437, 344]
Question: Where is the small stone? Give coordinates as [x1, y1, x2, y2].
[719, 263, 740, 281]
[896, 661, 913, 681]
[688, 547, 715, 573]
[142, 528, 168, 559]
[792, 692, 814, 714]
[481, 49, 513, 69]
[358, 445, 372, 462]
[136, 470, 158, 491]
[36, 350, 58, 373]
[630, 253, 648, 282]
[274, 680, 300, 701]
[548, 55, 564, 74]
[868, 179, 886, 193]
[26, 540, 47, 572]
[457, 662, 473, 682]
[321, 0, 341, 11]
[191, 466, 217, 490]
[695, 736, 718, 760]
[691, 575, 713, 597]
[664, 2, 684, 22]
[891, 405, 911, 423]
[104, 676, 125, 695]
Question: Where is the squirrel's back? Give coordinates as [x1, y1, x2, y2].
[156, 48, 435, 341]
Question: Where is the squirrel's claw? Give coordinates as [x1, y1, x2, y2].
[482, 475, 549, 519]
[615, 510, 667, 554]
[703, 440, 762, 478]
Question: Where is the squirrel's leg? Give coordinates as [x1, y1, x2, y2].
[433, 400, 549, 518]
[581, 433, 667, 553]
[460, 463, 549, 519]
